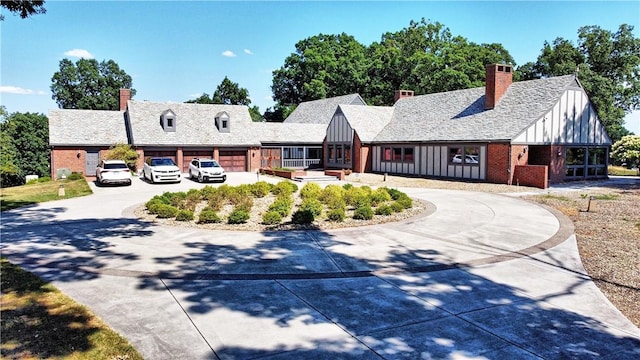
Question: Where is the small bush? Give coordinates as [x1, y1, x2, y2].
[292, 209, 315, 224]
[200, 186, 217, 200]
[353, 205, 373, 220]
[327, 207, 345, 222]
[216, 184, 235, 198]
[320, 185, 345, 206]
[262, 210, 283, 225]
[342, 183, 353, 190]
[228, 209, 250, 224]
[395, 195, 413, 209]
[300, 182, 322, 200]
[384, 187, 404, 200]
[344, 187, 371, 208]
[235, 196, 254, 212]
[272, 181, 298, 196]
[390, 202, 405, 213]
[207, 191, 226, 211]
[198, 208, 221, 224]
[155, 204, 179, 219]
[268, 197, 293, 217]
[67, 172, 84, 180]
[375, 205, 394, 216]
[370, 188, 392, 206]
[146, 200, 164, 215]
[251, 181, 272, 198]
[299, 198, 323, 217]
[235, 184, 253, 196]
[175, 210, 194, 221]
[38, 176, 52, 183]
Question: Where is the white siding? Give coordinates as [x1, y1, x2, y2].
[513, 89, 611, 145]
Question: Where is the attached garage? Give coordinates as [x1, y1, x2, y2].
[182, 150, 213, 173]
[143, 150, 177, 163]
[219, 150, 247, 172]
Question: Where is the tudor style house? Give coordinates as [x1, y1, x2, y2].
[49, 64, 611, 188]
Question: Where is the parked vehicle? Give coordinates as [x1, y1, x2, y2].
[189, 158, 226, 183]
[143, 157, 181, 183]
[96, 159, 132, 186]
[452, 154, 479, 164]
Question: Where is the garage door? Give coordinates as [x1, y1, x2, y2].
[183, 150, 213, 173]
[144, 150, 177, 164]
[219, 150, 247, 172]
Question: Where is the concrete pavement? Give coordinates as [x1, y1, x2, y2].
[1, 173, 639, 359]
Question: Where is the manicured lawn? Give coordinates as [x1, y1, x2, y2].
[608, 165, 639, 176]
[1, 258, 143, 359]
[0, 179, 93, 211]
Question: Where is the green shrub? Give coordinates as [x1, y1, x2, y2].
[146, 200, 164, 214]
[207, 191, 226, 211]
[344, 187, 371, 208]
[67, 172, 84, 180]
[228, 191, 251, 206]
[163, 191, 187, 208]
[300, 182, 322, 199]
[395, 195, 413, 209]
[272, 181, 298, 196]
[228, 209, 250, 224]
[327, 207, 345, 222]
[390, 202, 405, 213]
[320, 185, 345, 204]
[155, 204, 179, 219]
[299, 198, 323, 217]
[384, 187, 404, 200]
[261, 210, 283, 225]
[353, 205, 373, 220]
[200, 186, 217, 200]
[175, 210, 194, 221]
[342, 183, 353, 190]
[103, 143, 139, 171]
[370, 188, 392, 206]
[235, 196, 254, 212]
[268, 197, 293, 217]
[251, 181, 272, 198]
[292, 209, 315, 224]
[26, 178, 38, 185]
[375, 205, 394, 216]
[198, 208, 221, 224]
[216, 184, 235, 198]
[235, 184, 253, 196]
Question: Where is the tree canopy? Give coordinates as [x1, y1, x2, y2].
[516, 24, 640, 142]
[186, 76, 262, 121]
[610, 135, 640, 168]
[0, 109, 49, 186]
[50, 58, 136, 110]
[270, 19, 515, 108]
[0, 0, 46, 21]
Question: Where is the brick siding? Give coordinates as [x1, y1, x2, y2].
[514, 165, 548, 189]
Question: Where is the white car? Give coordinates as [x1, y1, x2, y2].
[189, 158, 226, 183]
[452, 154, 479, 164]
[143, 157, 181, 183]
[96, 159, 132, 186]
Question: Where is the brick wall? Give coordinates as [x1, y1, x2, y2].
[514, 165, 548, 189]
[487, 143, 510, 184]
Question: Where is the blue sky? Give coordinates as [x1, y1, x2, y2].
[2, 1, 639, 134]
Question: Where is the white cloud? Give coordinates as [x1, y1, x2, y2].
[244, 49, 254, 55]
[0, 86, 46, 95]
[64, 49, 94, 59]
[222, 50, 236, 57]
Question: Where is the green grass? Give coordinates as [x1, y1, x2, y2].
[0, 179, 93, 211]
[539, 194, 571, 202]
[608, 165, 639, 176]
[1, 258, 143, 360]
[592, 193, 620, 200]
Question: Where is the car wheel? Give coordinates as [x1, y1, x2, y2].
[149, 171, 155, 183]
[197, 173, 203, 183]
[221, 175, 227, 183]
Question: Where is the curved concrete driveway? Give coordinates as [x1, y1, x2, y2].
[2, 173, 639, 359]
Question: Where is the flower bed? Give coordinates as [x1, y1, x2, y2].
[260, 168, 306, 179]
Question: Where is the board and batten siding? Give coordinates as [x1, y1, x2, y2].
[512, 88, 611, 145]
[372, 144, 487, 180]
[326, 111, 354, 168]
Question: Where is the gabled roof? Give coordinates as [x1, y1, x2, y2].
[337, 105, 394, 142]
[374, 75, 579, 143]
[284, 94, 366, 124]
[49, 109, 127, 146]
[126, 101, 260, 146]
[254, 123, 327, 144]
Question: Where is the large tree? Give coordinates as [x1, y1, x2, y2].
[0, 110, 49, 186]
[0, 0, 46, 21]
[271, 33, 369, 106]
[186, 76, 262, 121]
[50, 58, 136, 110]
[516, 24, 640, 142]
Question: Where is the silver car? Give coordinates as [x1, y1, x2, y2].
[189, 158, 226, 183]
[143, 157, 181, 183]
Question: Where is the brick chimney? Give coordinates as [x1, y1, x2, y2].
[485, 64, 513, 109]
[119, 88, 132, 111]
[394, 90, 414, 103]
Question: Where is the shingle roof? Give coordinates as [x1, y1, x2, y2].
[284, 94, 366, 124]
[374, 75, 579, 142]
[338, 105, 394, 142]
[126, 101, 260, 146]
[48, 109, 128, 146]
[254, 123, 327, 144]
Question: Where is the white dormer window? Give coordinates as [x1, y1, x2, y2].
[161, 109, 176, 132]
[215, 111, 230, 133]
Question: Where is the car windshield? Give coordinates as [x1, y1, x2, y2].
[151, 158, 176, 166]
[200, 161, 220, 168]
[104, 163, 128, 169]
